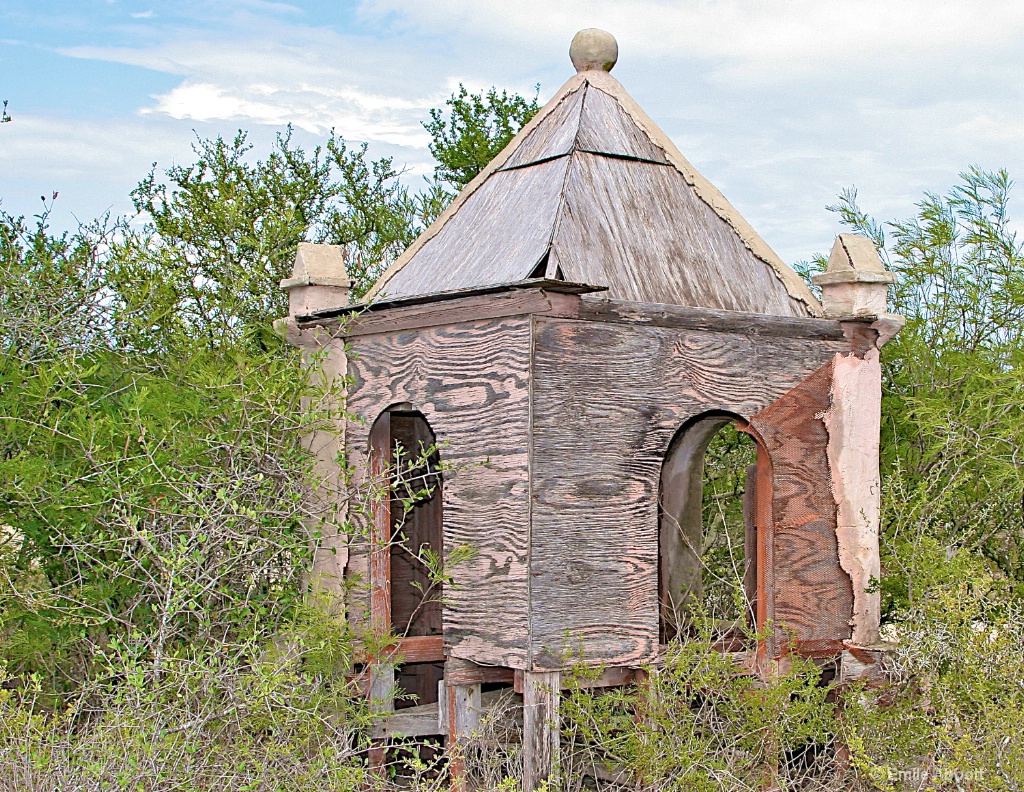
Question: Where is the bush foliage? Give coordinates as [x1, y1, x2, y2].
[2, 82, 1023, 789]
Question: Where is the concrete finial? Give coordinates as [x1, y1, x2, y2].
[280, 242, 351, 317]
[570, 28, 618, 73]
[812, 234, 895, 319]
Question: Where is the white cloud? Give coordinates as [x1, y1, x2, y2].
[60, 25, 449, 147]
[14, 0, 1024, 262]
[144, 80, 431, 145]
[359, 0, 1024, 82]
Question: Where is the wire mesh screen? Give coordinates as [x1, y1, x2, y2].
[751, 360, 854, 657]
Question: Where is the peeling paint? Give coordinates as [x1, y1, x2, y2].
[824, 348, 882, 646]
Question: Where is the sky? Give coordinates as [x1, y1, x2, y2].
[2, 0, 1024, 264]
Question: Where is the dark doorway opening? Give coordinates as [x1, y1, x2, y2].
[371, 408, 445, 709]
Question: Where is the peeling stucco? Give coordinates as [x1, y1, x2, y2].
[824, 348, 883, 646]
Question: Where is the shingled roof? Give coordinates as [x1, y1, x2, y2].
[369, 31, 821, 318]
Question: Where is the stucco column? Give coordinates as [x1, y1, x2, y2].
[277, 243, 352, 603]
[814, 235, 904, 652]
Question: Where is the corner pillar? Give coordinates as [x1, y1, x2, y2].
[814, 234, 903, 660]
[276, 243, 351, 602]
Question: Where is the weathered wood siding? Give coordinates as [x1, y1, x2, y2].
[346, 317, 533, 668]
[528, 315, 847, 668]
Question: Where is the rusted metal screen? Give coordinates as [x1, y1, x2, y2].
[750, 360, 853, 658]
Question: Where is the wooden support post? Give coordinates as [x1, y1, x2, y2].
[367, 663, 395, 777]
[366, 415, 393, 779]
[522, 671, 560, 792]
[369, 663, 396, 713]
[441, 679, 482, 790]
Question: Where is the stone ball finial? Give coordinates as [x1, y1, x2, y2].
[570, 28, 618, 73]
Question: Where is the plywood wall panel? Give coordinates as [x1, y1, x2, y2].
[528, 316, 846, 668]
[346, 317, 533, 668]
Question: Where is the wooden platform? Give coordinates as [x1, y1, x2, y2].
[371, 688, 522, 740]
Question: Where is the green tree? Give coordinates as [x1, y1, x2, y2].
[801, 168, 1024, 609]
[0, 84, 542, 789]
[423, 84, 540, 193]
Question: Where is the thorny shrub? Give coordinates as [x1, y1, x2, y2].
[2, 91, 1024, 789]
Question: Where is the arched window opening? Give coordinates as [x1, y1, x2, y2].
[368, 407, 445, 710]
[388, 411, 444, 640]
[659, 415, 765, 649]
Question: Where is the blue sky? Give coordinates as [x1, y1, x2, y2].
[3, 0, 1024, 263]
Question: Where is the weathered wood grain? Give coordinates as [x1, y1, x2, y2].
[575, 85, 670, 164]
[377, 159, 569, 299]
[444, 657, 515, 686]
[528, 317, 847, 668]
[750, 361, 854, 656]
[370, 69, 822, 315]
[309, 287, 842, 341]
[368, 663, 395, 714]
[522, 671, 561, 792]
[502, 86, 585, 170]
[372, 699, 441, 739]
[573, 297, 845, 340]
[515, 666, 642, 691]
[346, 317, 534, 669]
[335, 289, 560, 337]
[355, 635, 445, 664]
[549, 153, 806, 315]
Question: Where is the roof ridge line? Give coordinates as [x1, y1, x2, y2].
[541, 90, 588, 279]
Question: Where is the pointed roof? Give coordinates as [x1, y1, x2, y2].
[369, 34, 821, 318]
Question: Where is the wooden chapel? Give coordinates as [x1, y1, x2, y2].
[279, 28, 902, 790]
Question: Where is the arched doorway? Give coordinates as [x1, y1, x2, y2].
[368, 407, 445, 708]
[659, 413, 770, 649]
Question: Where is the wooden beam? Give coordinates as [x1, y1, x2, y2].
[303, 284, 844, 342]
[336, 289, 564, 338]
[522, 671, 560, 792]
[514, 666, 641, 692]
[354, 635, 445, 665]
[301, 278, 603, 321]
[371, 700, 440, 739]
[367, 413, 391, 639]
[444, 657, 515, 687]
[573, 297, 846, 340]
